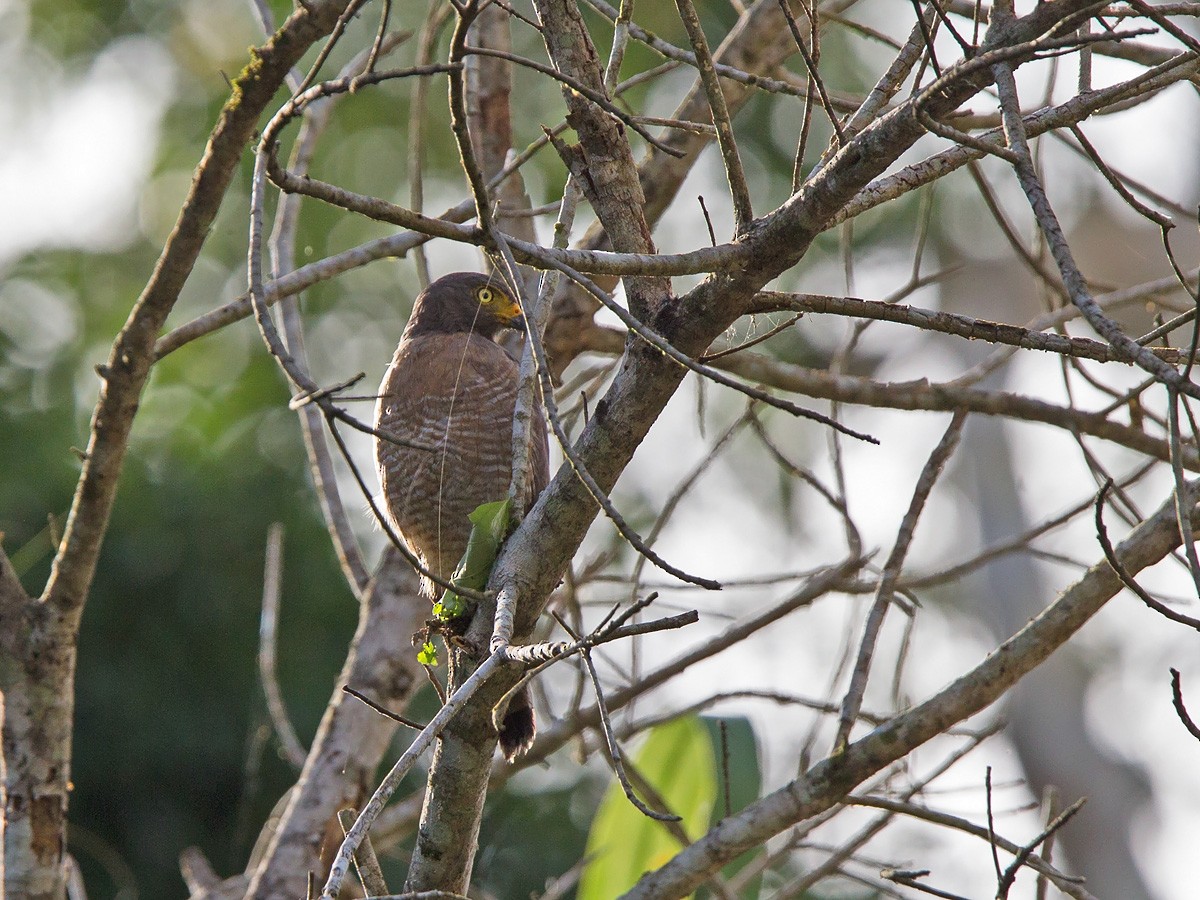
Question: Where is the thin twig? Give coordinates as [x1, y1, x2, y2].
[464, 45, 686, 157]
[258, 523, 308, 769]
[985, 766, 1004, 886]
[888, 460, 1156, 593]
[351, 0, 392, 88]
[508, 180, 579, 524]
[882, 869, 971, 900]
[997, 798, 1087, 899]
[447, 5, 494, 233]
[1095, 479, 1200, 630]
[562, 616, 682, 822]
[336, 808, 390, 897]
[697, 195, 717, 247]
[784, 722, 1002, 896]
[790, 0, 818, 189]
[409, 1, 456, 287]
[342, 686, 426, 730]
[516, 557, 865, 770]
[675, 0, 754, 232]
[1169, 667, 1200, 742]
[964, 160, 1069, 299]
[992, 57, 1200, 399]
[777, 0, 846, 145]
[292, 0, 368, 96]
[583, 0, 859, 105]
[756, 290, 1192, 364]
[820, 8, 932, 165]
[627, 409, 754, 611]
[269, 42, 383, 598]
[1069, 124, 1173, 228]
[925, 0, 974, 52]
[504, 608, 699, 667]
[1167, 388, 1200, 596]
[537, 259, 880, 443]
[848, 796, 1092, 898]
[1035, 785, 1061, 900]
[835, 410, 967, 751]
[602, 0, 634, 92]
[718, 720, 732, 819]
[750, 411, 861, 553]
[700, 314, 803, 363]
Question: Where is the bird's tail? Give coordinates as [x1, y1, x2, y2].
[498, 685, 536, 762]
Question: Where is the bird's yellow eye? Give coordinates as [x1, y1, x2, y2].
[477, 286, 495, 304]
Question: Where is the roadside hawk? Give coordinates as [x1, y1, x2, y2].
[373, 271, 549, 759]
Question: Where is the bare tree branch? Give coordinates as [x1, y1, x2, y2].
[244, 549, 425, 900]
[674, 0, 754, 233]
[621, 477, 1195, 898]
[835, 411, 967, 750]
[257, 524, 308, 770]
[755, 290, 1195, 364]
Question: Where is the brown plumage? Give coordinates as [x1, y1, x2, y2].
[373, 271, 549, 759]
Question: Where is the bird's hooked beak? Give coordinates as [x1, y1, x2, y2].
[496, 295, 526, 331]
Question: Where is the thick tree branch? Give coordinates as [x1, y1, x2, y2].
[534, 0, 668, 319]
[243, 550, 425, 900]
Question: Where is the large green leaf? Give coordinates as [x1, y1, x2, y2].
[578, 715, 718, 899]
[433, 497, 512, 619]
[702, 716, 764, 895]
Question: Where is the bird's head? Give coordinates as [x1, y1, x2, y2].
[403, 271, 526, 340]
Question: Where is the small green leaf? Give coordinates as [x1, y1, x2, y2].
[416, 641, 438, 666]
[436, 498, 512, 616]
[432, 596, 466, 620]
[578, 716, 717, 900]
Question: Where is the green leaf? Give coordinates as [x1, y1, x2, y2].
[435, 498, 512, 618]
[416, 641, 438, 666]
[431, 596, 465, 620]
[578, 715, 717, 900]
[702, 716, 764, 892]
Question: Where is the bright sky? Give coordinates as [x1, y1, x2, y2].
[0, 4, 176, 269]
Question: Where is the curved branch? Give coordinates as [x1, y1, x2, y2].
[247, 549, 427, 900]
[712, 351, 1194, 469]
[756, 291, 1193, 365]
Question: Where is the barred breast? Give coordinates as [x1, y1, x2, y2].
[374, 331, 521, 596]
